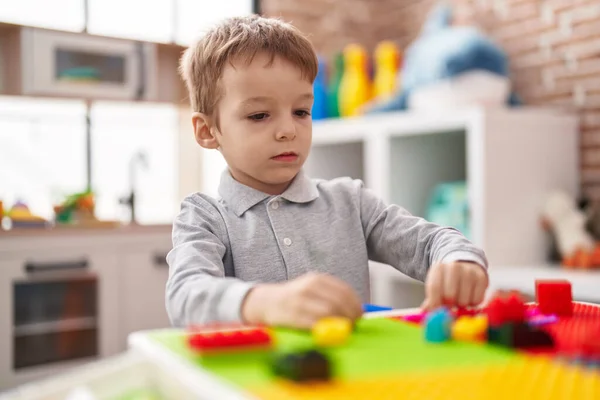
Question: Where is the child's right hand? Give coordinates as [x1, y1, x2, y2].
[241, 272, 363, 329]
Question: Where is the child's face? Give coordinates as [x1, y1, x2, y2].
[213, 52, 314, 194]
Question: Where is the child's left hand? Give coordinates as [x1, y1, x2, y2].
[420, 261, 488, 311]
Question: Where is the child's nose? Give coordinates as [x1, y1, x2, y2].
[275, 118, 297, 141]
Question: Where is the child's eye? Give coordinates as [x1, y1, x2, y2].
[294, 110, 311, 118]
[248, 113, 269, 121]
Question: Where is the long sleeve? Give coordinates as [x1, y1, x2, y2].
[359, 181, 488, 282]
[165, 195, 254, 327]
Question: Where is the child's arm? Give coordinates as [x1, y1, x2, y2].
[165, 196, 254, 326]
[358, 182, 488, 308]
[166, 195, 362, 328]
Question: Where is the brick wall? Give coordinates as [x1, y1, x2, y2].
[262, 0, 600, 199]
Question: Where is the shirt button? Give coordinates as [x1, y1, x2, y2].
[283, 238, 292, 246]
[271, 201, 279, 210]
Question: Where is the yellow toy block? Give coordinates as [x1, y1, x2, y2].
[312, 317, 352, 347]
[451, 315, 488, 341]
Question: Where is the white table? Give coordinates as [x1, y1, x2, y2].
[127, 309, 413, 400]
[370, 262, 600, 306]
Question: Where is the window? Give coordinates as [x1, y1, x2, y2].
[87, 0, 174, 43]
[0, 96, 87, 220]
[174, 0, 254, 46]
[0, 0, 85, 32]
[91, 102, 178, 225]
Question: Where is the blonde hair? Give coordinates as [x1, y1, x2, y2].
[179, 15, 318, 116]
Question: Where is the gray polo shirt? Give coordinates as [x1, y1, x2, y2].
[166, 169, 487, 326]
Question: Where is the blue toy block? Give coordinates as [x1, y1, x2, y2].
[424, 307, 452, 343]
[363, 304, 393, 313]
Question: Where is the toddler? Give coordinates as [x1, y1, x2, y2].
[166, 15, 488, 329]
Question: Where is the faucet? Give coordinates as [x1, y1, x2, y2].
[119, 151, 149, 224]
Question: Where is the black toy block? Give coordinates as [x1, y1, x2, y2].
[271, 349, 331, 382]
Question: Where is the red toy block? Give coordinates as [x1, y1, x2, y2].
[485, 291, 527, 327]
[188, 328, 272, 354]
[453, 307, 480, 319]
[535, 280, 573, 316]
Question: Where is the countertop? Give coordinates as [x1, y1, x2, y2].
[0, 223, 173, 238]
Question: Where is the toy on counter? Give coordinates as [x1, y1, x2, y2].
[372, 40, 401, 100]
[312, 56, 328, 121]
[326, 52, 344, 119]
[53, 191, 119, 228]
[338, 43, 372, 117]
[541, 191, 600, 269]
[3, 200, 48, 228]
[311, 41, 402, 120]
[363, 1, 520, 114]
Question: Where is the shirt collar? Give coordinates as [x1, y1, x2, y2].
[218, 169, 319, 216]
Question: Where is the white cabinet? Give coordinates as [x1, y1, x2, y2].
[0, 228, 173, 391]
[304, 107, 579, 267]
[119, 249, 171, 350]
[0, 247, 120, 389]
[0, 0, 85, 32]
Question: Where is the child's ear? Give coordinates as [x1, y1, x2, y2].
[192, 112, 219, 149]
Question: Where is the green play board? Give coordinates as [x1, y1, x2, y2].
[148, 317, 517, 390]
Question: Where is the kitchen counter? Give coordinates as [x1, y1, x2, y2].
[0, 223, 172, 238]
[0, 223, 173, 254]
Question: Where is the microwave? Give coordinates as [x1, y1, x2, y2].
[19, 27, 158, 100]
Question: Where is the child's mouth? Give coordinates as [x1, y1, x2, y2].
[272, 152, 298, 162]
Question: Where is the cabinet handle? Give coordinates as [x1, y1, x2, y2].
[25, 259, 89, 273]
[153, 253, 169, 267]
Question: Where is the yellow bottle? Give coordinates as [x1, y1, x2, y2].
[373, 41, 400, 100]
[339, 44, 371, 117]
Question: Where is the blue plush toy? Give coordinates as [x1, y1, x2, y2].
[365, 2, 521, 113]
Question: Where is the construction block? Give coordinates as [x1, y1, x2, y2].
[399, 311, 427, 324]
[271, 349, 331, 382]
[485, 291, 527, 327]
[424, 307, 452, 343]
[453, 307, 480, 319]
[527, 314, 558, 327]
[363, 303, 393, 313]
[312, 316, 352, 347]
[187, 327, 272, 354]
[535, 280, 573, 316]
[488, 322, 554, 349]
[451, 315, 488, 341]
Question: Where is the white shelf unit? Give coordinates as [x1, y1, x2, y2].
[305, 107, 579, 267]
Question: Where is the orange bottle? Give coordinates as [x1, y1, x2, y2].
[373, 41, 400, 100]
